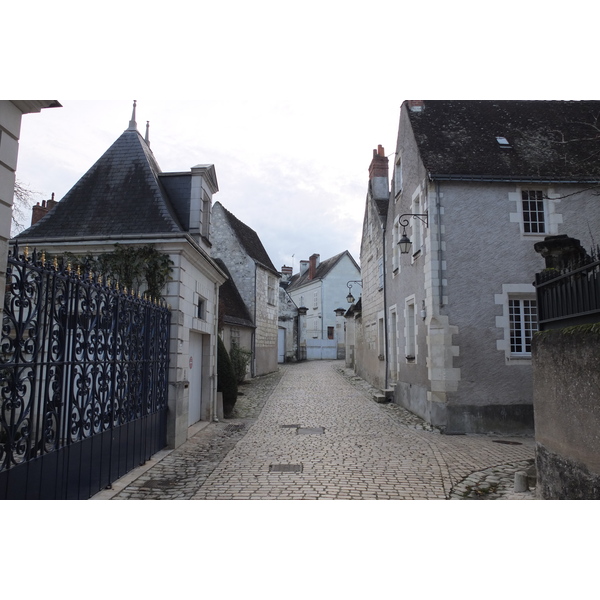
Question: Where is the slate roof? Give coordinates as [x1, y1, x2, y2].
[16, 127, 184, 240]
[214, 258, 254, 328]
[406, 101, 600, 182]
[214, 202, 278, 274]
[287, 250, 359, 291]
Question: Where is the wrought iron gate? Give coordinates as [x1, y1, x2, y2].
[0, 244, 170, 499]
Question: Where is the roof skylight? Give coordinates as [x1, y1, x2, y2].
[496, 136, 511, 148]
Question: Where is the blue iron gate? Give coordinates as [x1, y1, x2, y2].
[0, 244, 170, 499]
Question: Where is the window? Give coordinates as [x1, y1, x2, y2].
[197, 297, 205, 319]
[378, 257, 384, 290]
[327, 326, 334, 340]
[394, 158, 402, 198]
[230, 327, 240, 348]
[377, 316, 385, 359]
[412, 195, 423, 253]
[392, 219, 400, 272]
[267, 276, 276, 305]
[313, 291, 318, 309]
[521, 190, 545, 234]
[201, 192, 211, 239]
[509, 299, 537, 355]
[405, 298, 416, 360]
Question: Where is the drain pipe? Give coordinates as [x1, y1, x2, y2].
[213, 280, 220, 422]
[436, 181, 444, 309]
[382, 221, 389, 390]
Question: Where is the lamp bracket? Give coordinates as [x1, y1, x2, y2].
[398, 212, 428, 228]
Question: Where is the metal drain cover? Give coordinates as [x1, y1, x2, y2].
[225, 423, 246, 433]
[492, 440, 523, 445]
[269, 464, 303, 473]
[297, 427, 325, 435]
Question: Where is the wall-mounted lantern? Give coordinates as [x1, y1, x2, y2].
[397, 212, 429, 254]
[346, 280, 362, 303]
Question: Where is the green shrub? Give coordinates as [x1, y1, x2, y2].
[230, 343, 252, 384]
[217, 336, 238, 418]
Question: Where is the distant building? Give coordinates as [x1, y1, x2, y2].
[287, 251, 360, 360]
[211, 202, 280, 376]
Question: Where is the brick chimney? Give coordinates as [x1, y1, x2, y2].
[408, 100, 424, 112]
[308, 253, 320, 280]
[31, 193, 57, 226]
[369, 145, 388, 180]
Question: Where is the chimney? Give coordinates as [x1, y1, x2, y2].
[369, 145, 389, 180]
[31, 193, 57, 226]
[281, 265, 293, 282]
[408, 100, 424, 112]
[308, 253, 320, 280]
[299, 260, 309, 275]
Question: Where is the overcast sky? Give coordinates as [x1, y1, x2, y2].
[9, 2, 597, 275]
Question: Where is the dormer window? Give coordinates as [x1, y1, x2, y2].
[496, 136, 512, 149]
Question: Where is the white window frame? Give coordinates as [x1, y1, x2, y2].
[377, 312, 385, 360]
[388, 306, 398, 381]
[394, 157, 402, 199]
[267, 276, 276, 305]
[392, 217, 400, 273]
[521, 189, 546, 235]
[405, 296, 416, 362]
[411, 192, 423, 258]
[509, 297, 537, 356]
[313, 291, 318, 309]
[495, 284, 538, 364]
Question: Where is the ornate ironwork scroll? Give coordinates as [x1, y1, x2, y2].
[1, 243, 171, 475]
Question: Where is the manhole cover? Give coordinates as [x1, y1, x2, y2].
[225, 423, 246, 433]
[269, 464, 303, 473]
[143, 479, 178, 489]
[297, 427, 325, 435]
[280, 424, 300, 429]
[492, 440, 523, 445]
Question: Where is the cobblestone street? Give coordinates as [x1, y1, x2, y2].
[94, 360, 536, 500]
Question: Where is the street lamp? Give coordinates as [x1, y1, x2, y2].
[346, 280, 362, 303]
[397, 212, 429, 254]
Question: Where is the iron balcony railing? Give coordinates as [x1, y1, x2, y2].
[535, 259, 600, 330]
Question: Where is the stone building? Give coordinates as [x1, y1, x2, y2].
[278, 265, 300, 363]
[211, 201, 279, 376]
[354, 145, 390, 390]
[286, 251, 360, 360]
[14, 103, 227, 449]
[359, 100, 600, 433]
[0, 101, 60, 320]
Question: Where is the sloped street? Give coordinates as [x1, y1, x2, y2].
[94, 360, 536, 500]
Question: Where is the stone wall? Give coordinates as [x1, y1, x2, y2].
[532, 326, 600, 499]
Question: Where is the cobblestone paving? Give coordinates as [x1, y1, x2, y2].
[100, 360, 537, 500]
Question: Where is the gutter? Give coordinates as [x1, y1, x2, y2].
[429, 173, 600, 185]
[436, 181, 444, 309]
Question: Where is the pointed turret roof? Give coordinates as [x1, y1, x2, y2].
[17, 103, 184, 240]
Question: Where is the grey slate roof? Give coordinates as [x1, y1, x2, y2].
[407, 101, 600, 182]
[16, 128, 184, 240]
[287, 250, 359, 291]
[214, 202, 278, 274]
[214, 258, 254, 328]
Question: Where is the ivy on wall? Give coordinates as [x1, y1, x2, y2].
[54, 244, 174, 300]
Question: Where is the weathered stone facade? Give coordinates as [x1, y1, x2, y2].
[211, 202, 279, 376]
[358, 101, 600, 434]
[533, 327, 600, 499]
[355, 146, 388, 390]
